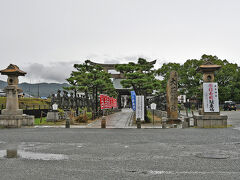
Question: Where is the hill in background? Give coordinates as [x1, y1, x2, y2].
[0, 80, 69, 97]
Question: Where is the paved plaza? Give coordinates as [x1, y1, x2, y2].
[0, 111, 240, 180]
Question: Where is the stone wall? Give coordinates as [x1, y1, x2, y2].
[194, 115, 227, 128]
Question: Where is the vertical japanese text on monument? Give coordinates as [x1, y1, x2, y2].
[203, 83, 219, 112]
[169, 71, 178, 112]
[136, 96, 144, 121]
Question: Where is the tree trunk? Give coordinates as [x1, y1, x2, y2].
[74, 89, 79, 116]
[92, 90, 95, 111]
[85, 91, 91, 112]
[144, 93, 150, 123]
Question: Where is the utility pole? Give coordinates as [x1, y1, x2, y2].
[29, 77, 31, 98]
[37, 83, 40, 98]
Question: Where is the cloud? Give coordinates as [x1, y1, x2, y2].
[22, 61, 79, 83]
[6, 54, 168, 83]
[102, 54, 154, 64]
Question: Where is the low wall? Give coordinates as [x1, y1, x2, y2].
[0, 109, 49, 118]
[149, 109, 167, 118]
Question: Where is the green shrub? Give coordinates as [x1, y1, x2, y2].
[86, 112, 92, 120]
[191, 104, 196, 110]
[58, 108, 64, 118]
[147, 110, 152, 123]
[178, 104, 181, 110]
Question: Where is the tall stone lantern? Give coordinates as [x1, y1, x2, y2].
[194, 60, 228, 128]
[0, 64, 34, 128]
[0, 64, 26, 115]
[199, 61, 221, 115]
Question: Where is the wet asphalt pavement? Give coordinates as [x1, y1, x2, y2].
[0, 110, 240, 180]
[221, 110, 240, 128]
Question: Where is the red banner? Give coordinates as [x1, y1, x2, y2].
[100, 94, 105, 110]
[113, 98, 117, 108]
[100, 94, 117, 109]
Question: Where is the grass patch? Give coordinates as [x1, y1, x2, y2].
[132, 110, 162, 125]
[34, 117, 47, 125]
[34, 117, 64, 125]
[147, 110, 162, 124]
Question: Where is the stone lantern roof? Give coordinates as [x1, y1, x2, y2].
[0, 64, 26, 76]
[198, 60, 221, 72]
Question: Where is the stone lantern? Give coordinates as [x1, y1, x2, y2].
[198, 60, 221, 115]
[0, 64, 34, 128]
[194, 60, 228, 128]
[199, 61, 221, 83]
[0, 64, 26, 115]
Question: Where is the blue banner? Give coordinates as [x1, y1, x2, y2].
[131, 91, 136, 111]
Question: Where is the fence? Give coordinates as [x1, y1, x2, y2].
[0, 104, 50, 118]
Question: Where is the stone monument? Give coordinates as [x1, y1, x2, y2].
[166, 71, 181, 124]
[0, 64, 34, 127]
[46, 103, 59, 122]
[194, 60, 228, 128]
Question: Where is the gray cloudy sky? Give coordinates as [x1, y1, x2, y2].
[0, 0, 240, 83]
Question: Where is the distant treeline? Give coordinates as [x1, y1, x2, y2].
[157, 54, 240, 103]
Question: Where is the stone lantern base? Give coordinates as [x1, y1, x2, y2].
[46, 111, 59, 122]
[1, 109, 23, 115]
[193, 115, 228, 128]
[0, 114, 34, 128]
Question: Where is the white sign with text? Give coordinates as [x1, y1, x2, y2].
[203, 82, 219, 112]
[136, 96, 144, 121]
[52, 103, 58, 111]
[150, 103, 156, 110]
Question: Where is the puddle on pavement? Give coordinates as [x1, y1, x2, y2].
[233, 127, 240, 131]
[148, 170, 173, 175]
[147, 170, 239, 175]
[0, 150, 6, 157]
[0, 150, 68, 160]
[195, 151, 229, 159]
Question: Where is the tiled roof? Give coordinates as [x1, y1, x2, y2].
[0, 64, 26, 76]
[198, 64, 221, 72]
[112, 79, 131, 89]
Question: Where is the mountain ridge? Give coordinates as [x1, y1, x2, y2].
[0, 80, 69, 97]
